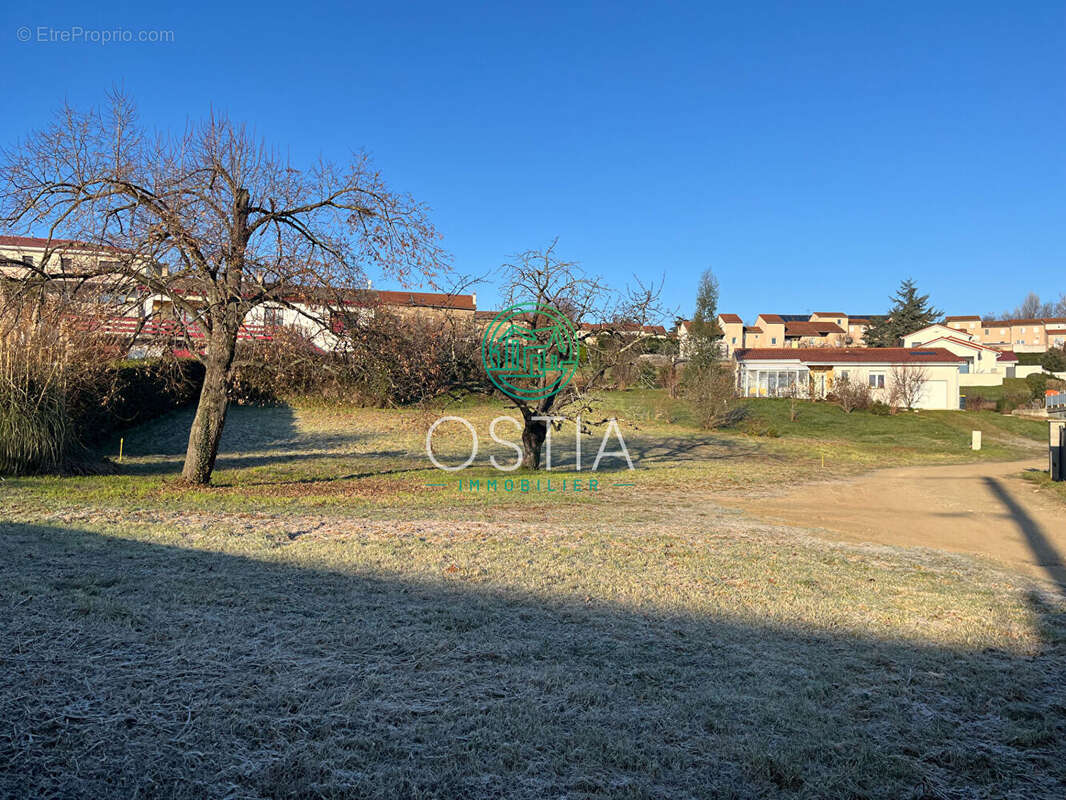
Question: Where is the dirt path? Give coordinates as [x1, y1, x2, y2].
[720, 459, 1066, 588]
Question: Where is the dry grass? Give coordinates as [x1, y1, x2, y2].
[1, 511, 1064, 799]
[1, 396, 1063, 798]
[0, 391, 1049, 518]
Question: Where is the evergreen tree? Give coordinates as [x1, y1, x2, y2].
[686, 268, 723, 362]
[863, 279, 942, 347]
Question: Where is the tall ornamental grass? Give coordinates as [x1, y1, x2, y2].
[0, 291, 114, 474]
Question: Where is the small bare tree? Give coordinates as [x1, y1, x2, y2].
[1, 93, 446, 484]
[889, 365, 928, 410]
[834, 375, 870, 414]
[493, 240, 666, 469]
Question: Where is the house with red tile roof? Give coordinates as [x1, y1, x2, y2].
[1, 234, 478, 355]
[943, 315, 1066, 353]
[734, 347, 965, 409]
[902, 324, 1014, 377]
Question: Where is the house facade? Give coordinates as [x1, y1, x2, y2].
[901, 324, 1016, 376]
[944, 315, 1066, 353]
[714, 311, 872, 356]
[3, 235, 478, 355]
[734, 347, 964, 410]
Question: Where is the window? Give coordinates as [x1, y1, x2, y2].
[868, 373, 886, 389]
[838, 369, 850, 381]
[771, 337, 777, 344]
[731, 336, 737, 344]
[738, 367, 808, 398]
[60, 256, 72, 270]
[984, 328, 990, 335]
[263, 307, 283, 328]
[21, 255, 34, 267]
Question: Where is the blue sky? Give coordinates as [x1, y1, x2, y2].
[2, 1, 1063, 322]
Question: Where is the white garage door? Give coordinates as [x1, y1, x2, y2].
[916, 380, 949, 410]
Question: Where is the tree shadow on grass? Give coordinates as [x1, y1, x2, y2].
[1, 523, 1064, 799]
[112, 405, 376, 477]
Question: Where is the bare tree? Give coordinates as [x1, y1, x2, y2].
[833, 375, 870, 414]
[493, 240, 665, 469]
[998, 291, 1060, 320]
[889, 365, 928, 410]
[0, 93, 446, 484]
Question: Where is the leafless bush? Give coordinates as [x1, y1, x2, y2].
[341, 312, 485, 405]
[658, 362, 681, 398]
[834, 376, 871, 413]
[230, 312, 486, 407]
[683, 361, 746, 429]
[889, 365, 929, 410]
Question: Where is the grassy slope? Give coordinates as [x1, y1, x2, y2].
[0, 390, 1049, 516]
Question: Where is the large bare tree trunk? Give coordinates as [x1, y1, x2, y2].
[521, 416, 548, 470]
[181, 332, 236, 485]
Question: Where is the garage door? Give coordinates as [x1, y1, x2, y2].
[916, 380, 949, 410]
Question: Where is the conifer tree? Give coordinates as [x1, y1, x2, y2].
[686, 269, 723, 364]
[863, 279, 942, 347]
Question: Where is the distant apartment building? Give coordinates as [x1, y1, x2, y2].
[944, 315, 1066, 353]
[712, 311, 873, 358]
[1, 234, 477, 354]
[0, 235, 133, 278]
[0, 234, 158, 316]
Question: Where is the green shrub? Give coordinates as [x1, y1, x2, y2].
[741, 417, 780, 437]
[869, 401, 891, 416]
[1023, 371, 1065, 402]
[71, 359, 206, 441]
[1025, 372, 1049, 400]
[1042, 347, 1066, 373]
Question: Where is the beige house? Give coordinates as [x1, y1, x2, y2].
[783, 319, 846, 347]
[0, 234, 157, 316]
[3, 235, 478, 355]
[714, 311, 866, 354]
[734, 346, 964, 410]
[1, 235, 126, 278]
[902, 324, 1014, 376]
[715, 314, 745, 358]
[944, 315, 1066, 353]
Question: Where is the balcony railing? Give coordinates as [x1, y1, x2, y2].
[75, 315, 274, 342]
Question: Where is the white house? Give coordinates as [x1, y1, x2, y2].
[734, 347, 965, 410]
[902, 324, 1015, 375]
